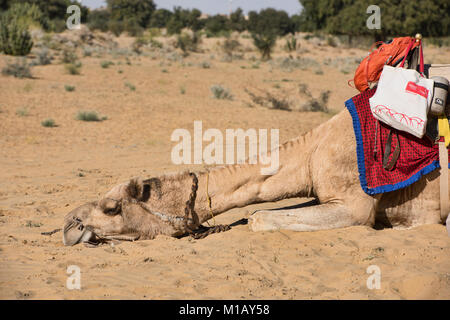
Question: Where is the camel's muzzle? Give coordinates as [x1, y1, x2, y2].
[63, 216, 97, 246]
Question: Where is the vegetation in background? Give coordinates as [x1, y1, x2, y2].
[100, 60, 114, 68]
[285, 36, 298, 52]
[2, 58, 32, 78]
[252, 33, 277, 60]
[0, 7, 34, 56]
[64, 61, 82, 75]
[222, 38, 241, 61]
[0, 0, 88, 33]
[298, 0, 449, 42]
[175, 32, 201, 55]
[1, 0, 448, 43]
[211, 85, 233, 100]
[124, 81, 136, 91]
[41, 118, 56, 127]
[64, 85, 76, 92]
[16, 107, 29, 116]
[76, 111, 106, 122]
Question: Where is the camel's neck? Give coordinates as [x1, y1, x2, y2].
[192, 130, 318, 223]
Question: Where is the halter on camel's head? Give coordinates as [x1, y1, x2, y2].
[62, 173, 202, 246]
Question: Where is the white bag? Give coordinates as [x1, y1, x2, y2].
[369, 40, 434, 138]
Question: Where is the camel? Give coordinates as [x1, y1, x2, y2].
[62, 109, 449, 246]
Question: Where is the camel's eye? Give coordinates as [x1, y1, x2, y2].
[103, 206, 121, 216]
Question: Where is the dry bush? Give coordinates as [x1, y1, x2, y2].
[244, 88, 291, 111]
[270, 57, 321, 72]
[211, 85, 233, 100]
[244, 82, 331, 113]
[2, 58, 32, 78]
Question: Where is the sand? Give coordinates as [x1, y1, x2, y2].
[0, 34, 449, 299]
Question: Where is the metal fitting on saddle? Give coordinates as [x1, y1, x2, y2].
[429, 76, 449, 117]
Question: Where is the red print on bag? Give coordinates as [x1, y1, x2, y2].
[405, 81, 428, 99]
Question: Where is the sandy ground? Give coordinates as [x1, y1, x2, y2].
[0, 33, 449, 299]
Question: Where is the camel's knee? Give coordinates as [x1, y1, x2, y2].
[248, 210, 281, 232]
[347, 201, 376, 227]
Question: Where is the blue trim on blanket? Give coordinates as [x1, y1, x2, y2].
[345, 98, 444, 195]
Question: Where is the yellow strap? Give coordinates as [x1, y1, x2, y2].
[439, 142, 449, 223]
[438, 116, 449, 223]
[205, 171, 216, 226]
[438, 115, 450, 148]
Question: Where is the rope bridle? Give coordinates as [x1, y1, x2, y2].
[43, 171, 231, 244]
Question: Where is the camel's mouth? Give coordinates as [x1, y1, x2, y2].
[63, 216, 97, 246]
[63, 216, 140, 246]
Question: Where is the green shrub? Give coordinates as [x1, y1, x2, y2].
[32, 48, 52, 66]
[2, 58, 32, 78]
[100, 61, 114, 69]
[64, 85, 76, 92]
[65, 62, 82, 75]
[0, 16, 33, 56]
[326, 36, 338, 47]
[76, 111, 106, 122]
[285, 36, 298, 52]
[210, 85, 233, 100]
[199, 61, 211, 69]
[41, 119, 56, 127]
[125, 81, 136, 91]
[222, 38, 241, 60]
[108, 20, 125, 37]
[252, 33, 277, 60]
[61, 49, 78, 64]
[88, 9, 111, 32]
[175, 32, 201, 55]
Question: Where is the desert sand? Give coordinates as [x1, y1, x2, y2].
[0, 32, 449, 299]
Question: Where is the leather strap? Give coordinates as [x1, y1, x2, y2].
[400, 38, 424, 74]
[439, 141, 449, 223]
[383, 130, 401, 171]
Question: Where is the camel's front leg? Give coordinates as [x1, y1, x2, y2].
[249, 202, 375, 232]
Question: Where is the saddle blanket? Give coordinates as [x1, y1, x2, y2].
[345, 88, 450, 195]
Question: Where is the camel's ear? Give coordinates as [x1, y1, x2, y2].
[126, 178, 146, 201]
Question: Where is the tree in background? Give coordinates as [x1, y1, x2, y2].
[149, 8, 172, 29]
[0, 0, 11, 10]
[248, 8, 294, 37]
[106, 0, 155, 35]
[166, 7, 204, 35]
[205, 14, 230, 37]
[228, 8, 247, 32]
[88, 9, 111, 32]
[298, 0, 450, 39]
[252, 33, 276, 60]
[107, 0, 155, 28]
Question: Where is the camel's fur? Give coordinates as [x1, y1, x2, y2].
[63, 110, 448, 245]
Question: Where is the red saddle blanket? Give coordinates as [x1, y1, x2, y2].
[345, 88, 449, 195]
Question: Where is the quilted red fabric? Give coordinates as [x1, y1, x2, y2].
[345, 88, 449, 195]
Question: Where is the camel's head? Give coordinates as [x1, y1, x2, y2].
[63, 176, 197, 246]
